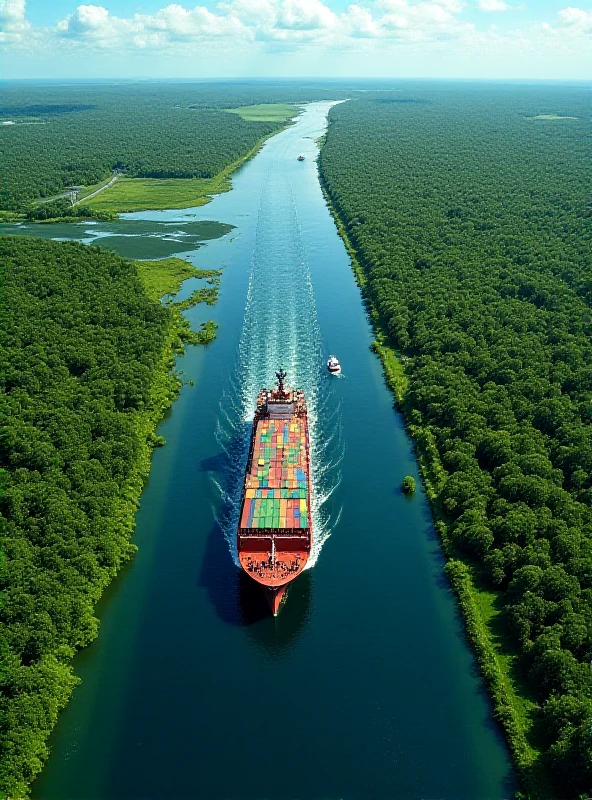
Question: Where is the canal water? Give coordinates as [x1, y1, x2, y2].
[31, 102, 514, 799]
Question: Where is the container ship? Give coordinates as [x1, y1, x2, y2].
[237, 369, 312, 615]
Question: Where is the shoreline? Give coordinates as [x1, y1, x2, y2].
[1, 116, 297, 224]
[0, 243, 218, 798]
[317, 146, 547, 799]
[84, 119, 298, 216]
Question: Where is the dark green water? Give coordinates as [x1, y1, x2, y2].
[0, 218, 233, 259]
[32, 103, 514, 800]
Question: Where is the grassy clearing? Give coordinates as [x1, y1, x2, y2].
[86, 128, 283, 214]
[0, 210, 23, 222]
[135, 257, 221, 348]
[371, 339, 408, 404]
[29, 176, 117, 209]
[135, 255, 222, 311]
[471, 584, 540, 741]
[75, 175, 119, 203]
[85, 176, 230, 213]
[225, 103, 299, 122]
[135, 257, 199, 301]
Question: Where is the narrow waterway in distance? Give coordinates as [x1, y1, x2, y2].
[32, 102, 514, 799]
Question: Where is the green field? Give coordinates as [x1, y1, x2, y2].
[85, 128, 282, 213]
[225, 103, 299, 122]
[135, 257, 200, 301]
[85, 175, 231, 213]
[75, 175, 120, 203]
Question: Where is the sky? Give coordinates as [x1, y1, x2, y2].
[0, 0, 590, 80]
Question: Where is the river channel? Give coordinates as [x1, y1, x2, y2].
[30, 102, 514, 799]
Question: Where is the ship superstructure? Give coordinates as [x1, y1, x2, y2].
[237, 370, 312, 615]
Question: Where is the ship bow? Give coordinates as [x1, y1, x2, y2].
[266, 585, 287, 616]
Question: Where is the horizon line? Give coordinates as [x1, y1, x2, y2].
[1, 76, 591, 84]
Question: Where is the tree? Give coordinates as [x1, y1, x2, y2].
[401, 475, 416, 495]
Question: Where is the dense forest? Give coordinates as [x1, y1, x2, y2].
[319, 86, 592, 796]
[0, 81, 361, 212]
[0, 237, 197, 796]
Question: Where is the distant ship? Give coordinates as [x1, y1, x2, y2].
[297, 154, 305, 161]
[237, 370, 312, 615]
[327, 355, 341, 373]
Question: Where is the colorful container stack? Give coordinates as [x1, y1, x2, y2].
[239, 418, 309, 531]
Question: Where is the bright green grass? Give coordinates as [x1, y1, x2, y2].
[225, 104, 299, 122]
[85, 128, 283, 214]
[85, 175, 231, 213]
[472, 586, 540, 751]
[135, 257, 199, 301]
[75, 175, 119, 203]
[371, 339, 408, 404]
[0, 211, 22, 222]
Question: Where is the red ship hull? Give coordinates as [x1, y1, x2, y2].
[237, 373, 312, 615]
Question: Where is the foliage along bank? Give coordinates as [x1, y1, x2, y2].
[0, 237, 211, 797]
[319, 86, 592, 797]
[0, 82, 363, 213]
[25, 199, 116, 223]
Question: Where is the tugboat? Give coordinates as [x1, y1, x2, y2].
[327, 355, 341, 374]
[237, 370, 312, 615]
[297, 154, 305, 161]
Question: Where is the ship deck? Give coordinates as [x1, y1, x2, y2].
[238, 551, 307, 587]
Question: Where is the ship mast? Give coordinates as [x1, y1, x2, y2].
[275, 368, 287, 397]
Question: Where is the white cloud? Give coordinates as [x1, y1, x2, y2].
[53, 0, 478, 49]
[478, 0, 509, 11]
[535, 6, 592, 41]
[0, 0, 30, 44]
[142, 4, 248, 39]
[56, 0, 415, 48]
[57, 3, 251, 48]
[57, 5, 143, 48]
[276, 0, 337, 30]
[374, 0, 474, 41]
[435, 0, 465, 11]
[343, 4, 383, 38]
[557, 6, 592, 30]
[0, 0, 24, 22]
[219, 0, 275, 25]
[0, 0, 587, 64]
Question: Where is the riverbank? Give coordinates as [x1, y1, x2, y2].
[318, 159, 546, 797]
[85, 123, 296, 215]
[134, 257, 220, 302]
[0, 240, 219, 798]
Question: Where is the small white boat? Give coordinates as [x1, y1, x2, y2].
[327, 355, 341, 373]
[297, 154, 305, 161]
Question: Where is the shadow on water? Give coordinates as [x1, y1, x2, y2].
[199, 450, 232, 474]
[196, 518, 256, 627]
[197, 517, 312, 650]
[241, 570, 312, 657]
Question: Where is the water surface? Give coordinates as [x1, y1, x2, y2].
[33, 102, 514, 800]
[1, 218, 232, 259]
